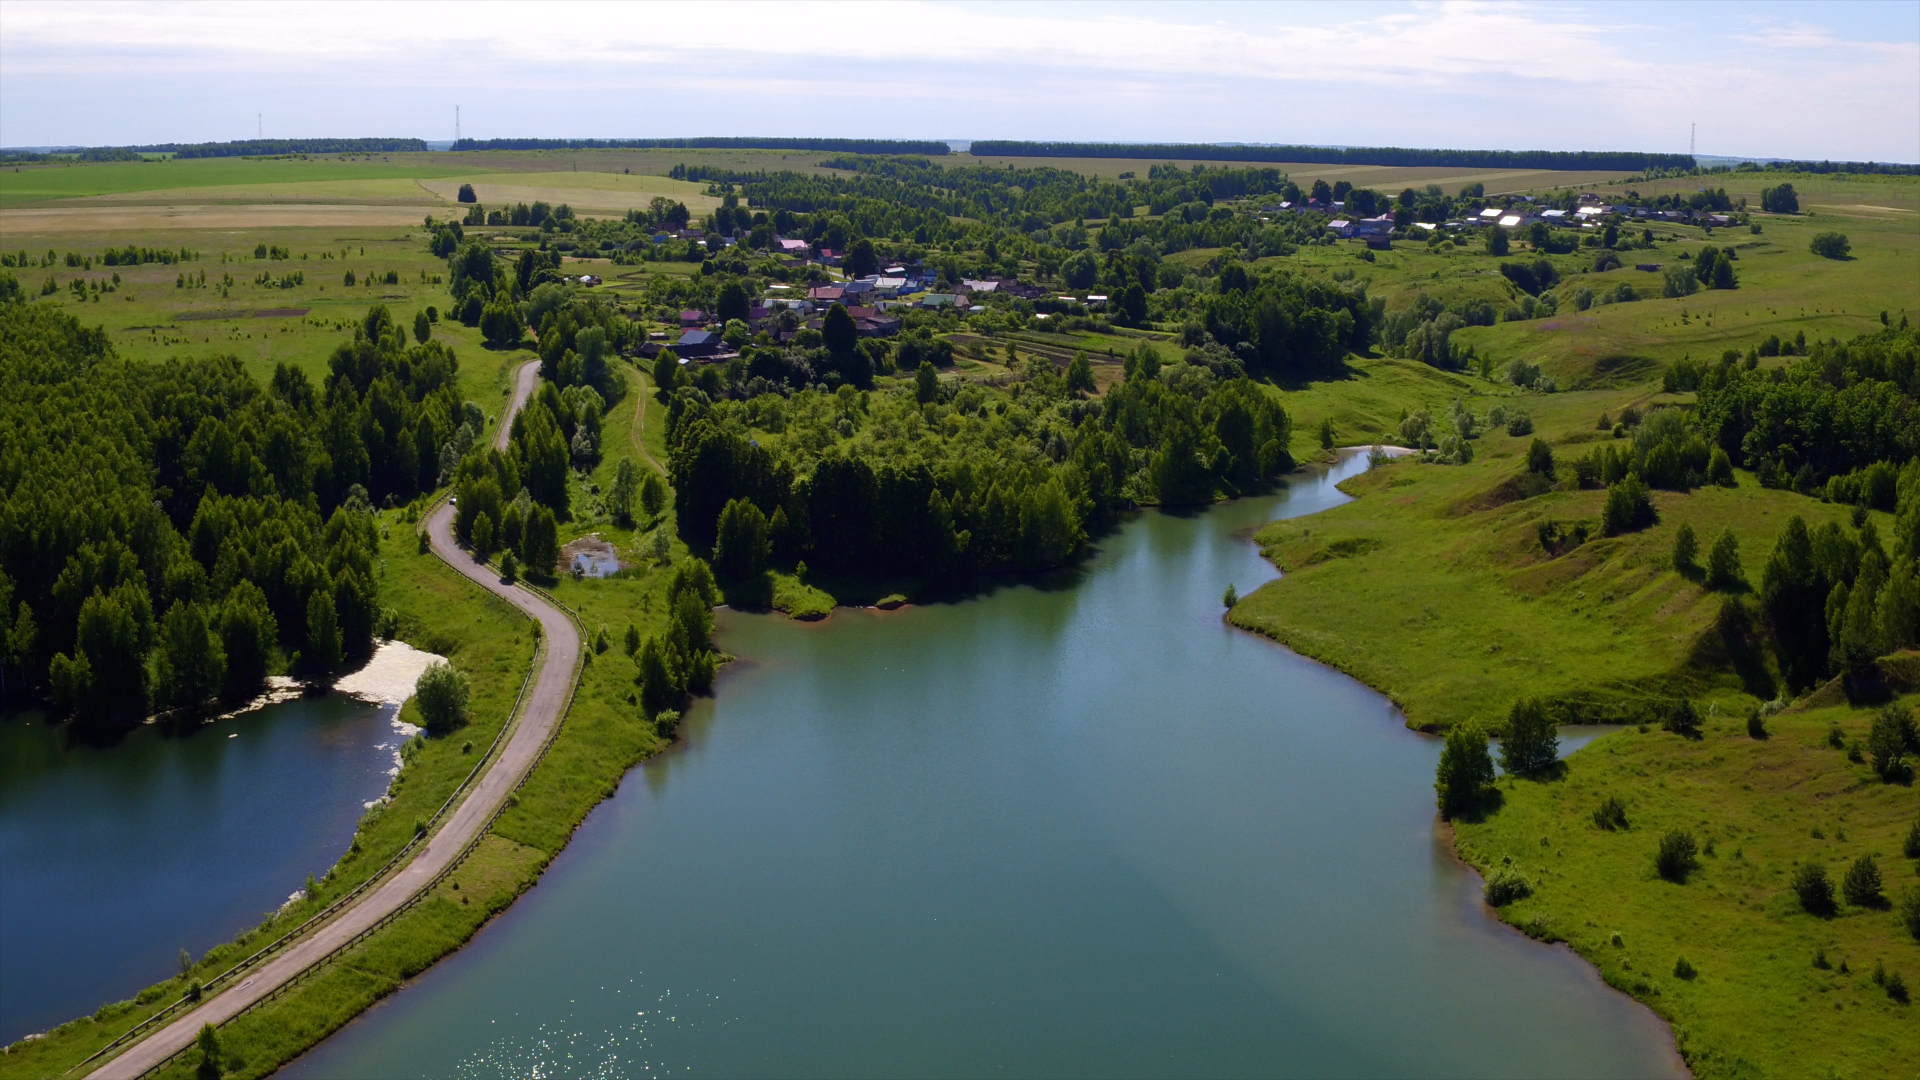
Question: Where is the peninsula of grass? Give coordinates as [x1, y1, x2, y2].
[1452, 693, 1920, 1077]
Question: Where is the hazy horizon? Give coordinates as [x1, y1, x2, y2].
[3, 0, 1915, 163]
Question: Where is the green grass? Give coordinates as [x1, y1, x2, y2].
[1453, 691, 1920, 1078]
[0, 224, 530, 402]
[0, 157, 484, 206]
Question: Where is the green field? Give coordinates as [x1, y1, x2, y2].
[0, 157, 485, 206]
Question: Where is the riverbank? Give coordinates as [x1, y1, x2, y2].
[1229, 413, 1917, 1075]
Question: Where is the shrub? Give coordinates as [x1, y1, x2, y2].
[1792, 861, 1836, 915]
[1842, 854, 1883, 907]
[1656, 829, 1698, 882]
[1673, 955, 1696, 980]
[1484, 863, 1533, 906]
[1506, 412, 1534, 436]
[1809, 232, 1850, 259]
[414, 661, 471, 735]
[1671, 521, 1698, 573]
[1593, 794, 1629, 830]
[1867, 707, 1917, 782]
[1906, 813, 1920, 858]
[1706, 528, 1744, 589]
[1601, 476, 1654, 536]
[1746, 708, 1767, 739]
[1662, 263, 1699, 298]
[1500, 697, 1559, 775]
[654, 708, 681, 735]
[1706, 447, 1733, 486]
[1435, 721, 1495, 818]
[1899, 887, 1920, 942]
[1526, 438, 1554, 477]
[1888, 970, 1910, 1004]
[1662, 698, 1701, 736]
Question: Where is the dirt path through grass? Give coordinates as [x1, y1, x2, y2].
[87, 361, 577, 1080]
[630, 371, 665, 475]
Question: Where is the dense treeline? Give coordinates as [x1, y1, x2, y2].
[0, 298, 468, 725]
[1693, 326, 1919, 494]
[663, 344, 1291, 585]
[968, 141, 1694, 172]
[452, 137, 950, 155]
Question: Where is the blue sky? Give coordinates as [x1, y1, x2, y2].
[2, 0, 1915, 161]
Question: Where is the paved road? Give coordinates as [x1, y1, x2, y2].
[90, 361, 575, 1079]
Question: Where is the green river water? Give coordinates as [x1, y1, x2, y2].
[286, 452, 1680, 1078]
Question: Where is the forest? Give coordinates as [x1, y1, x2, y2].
[0, 291, 467, 726]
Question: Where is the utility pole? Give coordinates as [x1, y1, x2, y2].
[1689, 122, 1695, 160]
[456, 105, 461, 142]
[257, 113, 263, 140]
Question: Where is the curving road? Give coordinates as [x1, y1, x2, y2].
[90, 360, 577, 1079]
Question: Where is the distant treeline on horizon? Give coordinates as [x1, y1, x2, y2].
[0, 138, 426, 162]
[448, 137, 954, 155]
[968, 141, 1697, 172]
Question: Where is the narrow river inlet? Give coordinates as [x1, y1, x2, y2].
[289, 451, 1681, 1079]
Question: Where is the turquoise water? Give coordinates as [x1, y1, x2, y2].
[289, 454, 1679, 1078]
[0, 694, 394, 1043]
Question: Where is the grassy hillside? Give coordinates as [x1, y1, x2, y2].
[1453, 691, 1920, 1078]
[1233, 169, 1920, 1077]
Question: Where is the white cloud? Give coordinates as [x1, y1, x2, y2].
[1, 0, 1913, 160]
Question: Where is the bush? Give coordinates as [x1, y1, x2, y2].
[1506, 412, 1534, 436]
[1792, 861, 1835, 915]
[1888, 970, 1910, 1003]
[1484, 863, 1533, 906]
[1706, 528, 1744, 589]
[1899, 887, 1920, 942]
[1593, 794, 1629, 830]
[1746, 708, 1767, 739]
[1662, 698, 1701, 736]
[1706, 447, 1734, 486]
[1602, 476, 1655, 536]
[1526, 438, 1554, 477]
[414, 661, 471, 735]
[1662, 263, 1699, 298]
[1673, 955, 1696, 980]
[1809, 232, 1851, 260]
[1656, 829, 1698, 882]
[1906, 813, 1920, 858]
[1842, 854, 1884, 907]
[1867, 707, 1917, 782]
[1672, 521, 1698, 573]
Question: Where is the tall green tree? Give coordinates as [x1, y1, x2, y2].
[1499, 698, 1559, 775]
[1436, 721, 1495, 818]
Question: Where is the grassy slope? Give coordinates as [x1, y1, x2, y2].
[1452, 696, 1920, 1078]
[1233, 171, 1920, 1076]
